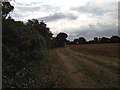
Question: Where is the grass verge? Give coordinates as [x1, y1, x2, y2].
[35, 49, 76, 88]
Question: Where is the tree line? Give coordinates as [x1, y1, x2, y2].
[25, 19, 68, 48]
[66, 35, 120, 45]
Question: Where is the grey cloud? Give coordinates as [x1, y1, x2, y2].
[16, 2, 43, 6]
[15, 3, 60, 13]
[95, 27, 118, 37]
[12, 3, 60, 20]
[10, 12, 24, 18]
[10, 6, 41, 20]
[71, 2, 116, 16]
[65, 24, 118, 40]
[68, 29, 118, 41]
[41, 4, 59, 11]
[39, 12, 78, 22]
[71, 6, 110, 15]
[16, 6, 41, 13]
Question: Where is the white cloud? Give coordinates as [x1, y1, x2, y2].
[10, 0, 118, 40]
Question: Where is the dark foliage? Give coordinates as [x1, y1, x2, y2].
[2, 1, 68, 88]
[74, 39, 79, 44]
[54, 32, 68, 47]
[110, 35, 120, 43]
[78, 37, 86, 44]
[2, 18, 48, 88]
[2, 2, 49, 88]
[1, 2, 14, 18]
[26, 19, 53, 48]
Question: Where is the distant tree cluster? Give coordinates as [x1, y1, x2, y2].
[88, 36, 120, 44]
[66, 36, 120, 45]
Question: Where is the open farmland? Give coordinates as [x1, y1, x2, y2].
[69, 43, 119, 58]
[47, 43, 119, 88]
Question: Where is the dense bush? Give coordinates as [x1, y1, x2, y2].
[2, 18, 48, 88]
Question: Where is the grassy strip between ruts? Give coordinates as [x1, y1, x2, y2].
[74, 58, 118, 88]
[60, 48, 118, 88]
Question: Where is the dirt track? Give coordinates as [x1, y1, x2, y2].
[56, 48, 96, 88]
[55, 46, 118, 88]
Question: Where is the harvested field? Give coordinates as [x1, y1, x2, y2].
[47, 44, 119, 88]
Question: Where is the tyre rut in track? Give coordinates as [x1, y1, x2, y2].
[56, 48, 96, 88]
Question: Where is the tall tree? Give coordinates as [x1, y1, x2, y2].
[1, 2, 14, 18]
[74, 39, 79, 44]
[78, 37, 86, 44]
[94, 37, 99, 43]
[56, 32, 68, 47]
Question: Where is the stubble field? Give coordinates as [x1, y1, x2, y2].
[46, 43, 119, 88]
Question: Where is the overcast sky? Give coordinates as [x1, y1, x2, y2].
[10, 0, 119, 41]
